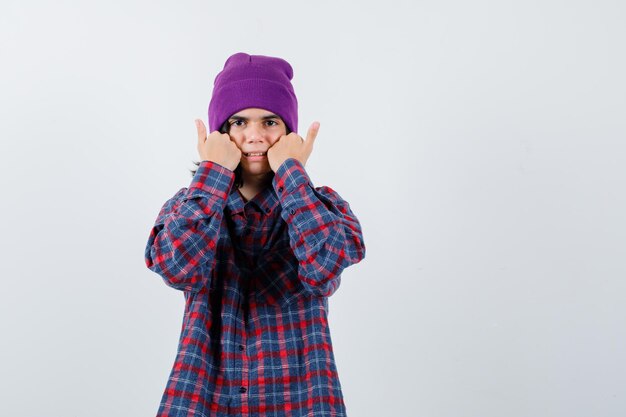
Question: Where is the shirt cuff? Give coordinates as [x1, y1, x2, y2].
[272, 158, 312, 195]
[188, 160, 235, 200]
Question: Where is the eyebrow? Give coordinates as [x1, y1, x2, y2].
[228, 113, 281, 121]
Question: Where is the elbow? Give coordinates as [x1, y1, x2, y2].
[298, 267, 342, 299]
[347, 231, 366, 265]
[145, 247, 209, 293]
[297, 236, 353, 298]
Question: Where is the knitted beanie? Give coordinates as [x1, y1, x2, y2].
[208, 52, 298, 134]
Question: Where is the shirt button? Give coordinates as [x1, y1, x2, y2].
[278, 186, 284, 192]
[239, 344, 244, 351]
[290, 209, 295, 215]
[265, 207, 271, 214]
[239, 386, 247, 393]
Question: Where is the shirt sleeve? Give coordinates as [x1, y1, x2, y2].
[144, 160, 235, 293]
[271, 158, 366, 298]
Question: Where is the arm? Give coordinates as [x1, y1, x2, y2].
[271, 158, 366, 298]
[144, 160, 235, 293]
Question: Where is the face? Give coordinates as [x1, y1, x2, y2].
[227, 107, 287, 177]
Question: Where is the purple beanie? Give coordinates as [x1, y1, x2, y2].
[208, 52, 298, 134]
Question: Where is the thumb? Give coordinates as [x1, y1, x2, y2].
[195, 119, 207, 144]
[305, 121, 320, 151]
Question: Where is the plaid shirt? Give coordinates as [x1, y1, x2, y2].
[145, 158, 366, 417]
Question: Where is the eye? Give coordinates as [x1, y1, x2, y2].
[266, 120, 278, 126]
[230, 120, 244, 127]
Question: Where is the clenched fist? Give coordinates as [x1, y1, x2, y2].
[267, 121, 320, 172]
[195, 119, 241, 172]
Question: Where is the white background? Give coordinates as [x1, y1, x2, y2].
[1, 1, 625, 416]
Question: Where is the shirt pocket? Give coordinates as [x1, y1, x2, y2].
[252, 248, 309, 307]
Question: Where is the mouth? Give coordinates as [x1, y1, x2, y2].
[243, 151, 267, 161]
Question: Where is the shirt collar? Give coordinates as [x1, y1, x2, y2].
[226, 182, 280, 216]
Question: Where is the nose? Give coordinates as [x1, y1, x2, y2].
[245, 122, 265, 142]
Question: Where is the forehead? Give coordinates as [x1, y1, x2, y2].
[229, 107, 281, 119]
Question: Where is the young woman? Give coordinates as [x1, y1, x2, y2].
[145, 52, 366, 417]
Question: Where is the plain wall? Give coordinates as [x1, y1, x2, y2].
[1, 0, 624, 416]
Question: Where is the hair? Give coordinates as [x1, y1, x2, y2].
[189, 117, 292, 189]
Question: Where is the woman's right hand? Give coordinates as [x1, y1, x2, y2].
[195, 119, 241, 171]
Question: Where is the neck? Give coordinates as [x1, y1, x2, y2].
[239, 171, 273, 196]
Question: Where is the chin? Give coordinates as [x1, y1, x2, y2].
[243, 163, 272, 175]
